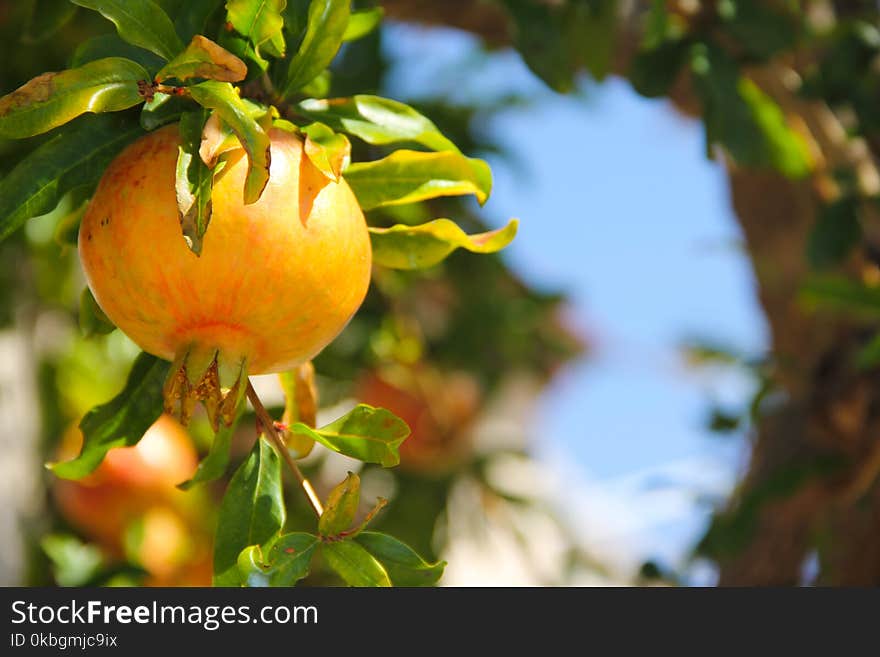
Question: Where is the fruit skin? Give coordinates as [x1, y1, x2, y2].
[356, 366, 481, 474]
[78, 124, 372, 375]
[53, 415, 212, 585]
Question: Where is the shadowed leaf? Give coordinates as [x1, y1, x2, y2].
[71, 0, 183, 61]
[50, 353, 170, 479]
[319, 473, 360, 537]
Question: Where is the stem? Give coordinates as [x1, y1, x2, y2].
[246, 380, 324, 517]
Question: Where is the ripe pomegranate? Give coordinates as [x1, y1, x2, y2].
[78, 123, 372, 425]
[355, 366, 481, 474]
[53, 415, 212, 585]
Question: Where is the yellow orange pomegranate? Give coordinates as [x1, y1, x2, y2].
[53, 415, 213, 585]
[78, 123, 371, 424]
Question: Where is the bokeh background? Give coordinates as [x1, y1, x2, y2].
[3, 0, 880, 586]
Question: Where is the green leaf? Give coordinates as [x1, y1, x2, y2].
[79, 287, 116, 337]
[288, 404, 410, 467]
[322, 540, 391, 587]
[213, 438, 286, 586]
[298, 95, 459, 152]
[53, 186, 92, 247]
[343, 8, 384, 42]
[370, 218, 518, 270]
[355, 532, 445, 587]
[23, 0, 78, 44]
[226, 0, 287, 60]
[72, 34, 166, 73]
[188, 81, 271, 205]
[345, 150, 492, 211]
[283, 0, 349, 97]
[238, 533, 318, 586]
[718, 0, 799, 61]
[300, 121, 350, 180]
[570, 0, 617, 81]
[0, 114, 143, 242]
[178, 404, 242, 490]
[500, 0, 575, 92]
[856, 333, 880, 370]
[50, 353, 170, 480]
[629, 40, 690, 98]
[175, 0, 225, 42]
[800, 275, 880, 319]
[140, 92, 188, 130]
[691, 43, 812, 178]
[0, 58, 149, 139]
[156, 35, 247, 83]
[807, 198, 861, 270]
[71, 0, 184, 61]
[319, 472, 360, 537]
[175, 109, 217, 255]
[41, 534, 104, 588]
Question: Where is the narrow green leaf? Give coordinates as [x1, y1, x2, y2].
[319, 472, 360, 537]
[298, 95, 459, 152]
[226, 0, 287, 60]
[300, 121, 350, 180]
[23, 0, 78, 44]
[345, 150, 492, 210]
[287, 404, 410, 467]
[0, 58, 149, 139]
[343, 8, 384, 42]
[71, 0, 183, 61]
[692, 43, 812, 178]
[79, 287, 116, 337]
[370, 218, 518, 270]
[355, 532, 445, 587]
[175, 109, 216, 254]
[188, 81, 271, 205]
[156, 35, 247, 83]
[72, 34, 165, 74]
[322, 540, 391, 587]
[213, 438, 286, 586]
[0, 114, 143, 242]
[237, 533, 318, 587]
[283, 0, 350, 97]
[800, 275, 880, 319]
[50, 353, 170, 480]
[178, 404, 242, 490]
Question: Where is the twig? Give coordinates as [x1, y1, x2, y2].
[246, 380, 324, 517]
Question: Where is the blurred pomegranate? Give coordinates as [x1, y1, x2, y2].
[356, 365, 482, 475]
[53, 414, 212, 585]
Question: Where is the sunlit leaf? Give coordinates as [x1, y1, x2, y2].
[287, 404, 410, 467]
[238, 533, 318, 587]
[41, 534, 104, 588]
[213, 438, 286, 586]
[156, 35, 247, 83]
[226, 0, 287, 60]
[370, 218, 518, 270]
[319, 472, 360, 537]
[50, 353, 170, 480]
[301, 121, 350, 180]
[0, 58, 149, 139]
[71, 0, 183, 61]
[322, 540, 391, 587]
[0, 115, 143, 242]
[355, 532, 446, 587]
[343, 8, 384, 42]
[298, 95, 459, 152]
[345, 150, 492, 210]
[283, 0, 349, 97]
[188, 81, 271, 204]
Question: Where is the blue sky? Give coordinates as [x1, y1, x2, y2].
[381, 23, 769, 580]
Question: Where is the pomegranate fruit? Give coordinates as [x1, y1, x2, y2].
[78, 123, 371, 425]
